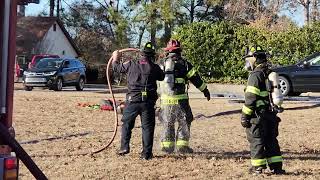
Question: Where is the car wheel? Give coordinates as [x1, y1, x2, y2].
[76, 77, 85, 91]
[24, 86, 33, 91]
[54, 78, 63, 91]
[278, 76, 291, 96]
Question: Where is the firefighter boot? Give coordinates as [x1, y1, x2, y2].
[140, 153, 153, 160]
[160, 140, 175, 154]
[161, 147, 174, 154]
[269, 163, 286, 175]
[271, 169, 286, 175]
[249, 165, 267, 175]
[177, 146, 194, 154]
[117, 149, 130, 156]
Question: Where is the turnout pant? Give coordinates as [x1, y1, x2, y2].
[159, 100, 193, 150]
[246, 111, 283, 170]
[120, 101, 156, 157]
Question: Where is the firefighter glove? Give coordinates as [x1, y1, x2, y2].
[203, 88, 210, 101]
[241, 115, 251, 128]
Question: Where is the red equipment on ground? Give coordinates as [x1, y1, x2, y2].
[77, 99, 125, 113]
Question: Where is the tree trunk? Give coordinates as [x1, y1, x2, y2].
[137, 25, 146, 48]
[50, 0, 55, 17]
[116, 0, 120, 12]
[304, 0, 311, 26]
[163, 21, 171, 44]
[311, 0, 318, 22]
[56, 0, 60, 18]
[150, 0, 157, 46]
[150, 15, 156, 46]
[190, 0, 195, 23]
[256, 0, 260, 15]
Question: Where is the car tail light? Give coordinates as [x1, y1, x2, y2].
[4, 158, 16, 170]
[2, 157, 18, 180]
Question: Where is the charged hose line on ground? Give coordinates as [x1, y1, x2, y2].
[91, 48, 140, 154]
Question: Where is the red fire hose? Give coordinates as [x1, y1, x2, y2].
[91, 48, 140, 154]
[17, 48, 140, 157]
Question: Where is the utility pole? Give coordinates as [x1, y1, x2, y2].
[50, 0, 55, 17]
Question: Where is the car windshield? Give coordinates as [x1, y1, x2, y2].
[296, 52, 320, 65]
[308, 55, 320, 65]
[35, 58, 63, 69]
[34, 56, 44, 64]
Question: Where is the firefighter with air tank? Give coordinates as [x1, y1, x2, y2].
[158, 40, 211, 154]
[241, 46, 286, 174]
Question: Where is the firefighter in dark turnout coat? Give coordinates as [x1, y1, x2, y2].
[241, 46, 285, 174]
[113, 42, 164, 160]
[158, 40, 210, 154]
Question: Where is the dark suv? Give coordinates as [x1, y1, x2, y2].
[23, 58, 86, 91]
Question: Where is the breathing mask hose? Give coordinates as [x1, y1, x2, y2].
[91, 48, 140, 154]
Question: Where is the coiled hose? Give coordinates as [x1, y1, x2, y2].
[91, 48, 140, 154]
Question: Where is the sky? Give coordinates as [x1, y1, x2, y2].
[25, 1, 49, 16]
[25, 0, 71, 16]
[25, 0, 305, 26]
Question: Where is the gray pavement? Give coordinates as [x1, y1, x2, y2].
[14, 83, 128, 93]
[198, 83, 245, 95]
[14, 82, 320, 102]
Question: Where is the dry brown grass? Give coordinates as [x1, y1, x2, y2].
[13, 88, 320, 180]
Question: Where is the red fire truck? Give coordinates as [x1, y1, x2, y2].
[0, 0, 47, 179]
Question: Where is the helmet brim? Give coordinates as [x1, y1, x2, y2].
[142, 49, 156, 56]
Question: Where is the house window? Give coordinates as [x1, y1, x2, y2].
[53, 24, 56, 31]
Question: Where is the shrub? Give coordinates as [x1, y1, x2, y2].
[173, 21, 320, 83]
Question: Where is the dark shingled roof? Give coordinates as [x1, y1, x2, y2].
[16, 16, 81, 56]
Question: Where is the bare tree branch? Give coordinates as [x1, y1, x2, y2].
[93, 0, 109, 10]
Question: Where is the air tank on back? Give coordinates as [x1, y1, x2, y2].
[162, 54, 175, 93]
[268, 72, 283, 107]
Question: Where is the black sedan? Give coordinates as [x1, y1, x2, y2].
[23, 58, 86, 91]
[272, 52, 320, 96]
